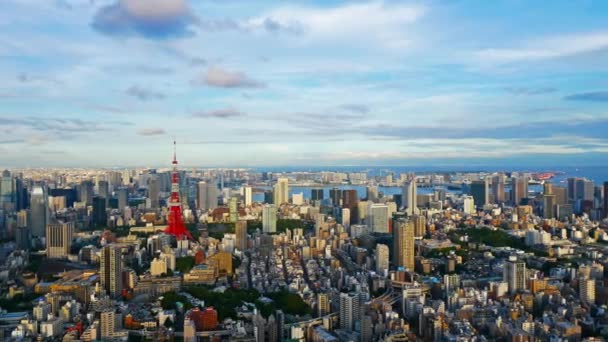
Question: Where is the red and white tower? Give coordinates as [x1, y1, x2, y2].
[165, 140, 193, 240]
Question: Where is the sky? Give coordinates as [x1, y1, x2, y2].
[1, 0, 608, 168]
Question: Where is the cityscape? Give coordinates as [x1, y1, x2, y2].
[2, 0, 608, 341]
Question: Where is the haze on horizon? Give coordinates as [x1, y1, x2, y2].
[1, 0, 608, 168]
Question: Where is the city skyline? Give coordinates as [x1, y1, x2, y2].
[2, 0, 608, 167]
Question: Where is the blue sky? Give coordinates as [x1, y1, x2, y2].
[1, 0, 608, 168]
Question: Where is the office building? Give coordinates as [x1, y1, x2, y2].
[0, 170, 14, 210]
[262, 204, 277, 233]
[375, 243, 389, 274]
[148, 176, 160, 209]
[273, 177, 289, 205]
[463, 196, 475, 214]
[101, 245, 123, 297]
[367, 185, 379, 202]
[394, 219, 415, 271]
[236, 220, 247, 251]
[117, 187, 128, 211]
[511, 176, 528, 205]
[402, 180, 417, 216]
[604, 182, 608, 219]
[367, 203, 389, 233]
[470, 179, 489, 208]
[329, 188, 342, 206]
[504, 256, 526, 294]
[197, 181, 218, 212]
[92, 196, 107, 227]
[311, 188, 324, 201]
[98, 180, 109, 206]
[46, 221, 74, 259]
[342, 189, 359, 224]
[339, 292, 360, 331]
[543, 194, 556, 219]
[30, 185, 49, 238]
[413, 214, 427, 238]
[491, 174, 505, 204]
[244, 186, 252, 207]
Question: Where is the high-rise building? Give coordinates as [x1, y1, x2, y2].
[394, 219, 415, 271]
[329, 188, 342, 206]
[341, 208, 351, 228]
[504, 256, 526, 294]
[30, 185, 49, 238]
[567, 177, 577, 201]
[317, 293, 330, 317]
[575, 178, 594, 202]
[491, 174, 505, 204]
[148, 176, 160, 209]
[80, 180, 94, 206]
[462, 196, 475, 214]
[262, 204, 277, 233]
[342, 189, 359, 224]
[402, 180, 417, 216]
[543, 194, 556, 219]
[367, 185, 379, 202]
[235, 220, 247, 251]
[339, 292, 360, 331]
[244, 186, 252, 207]
[98, 180, 109, 206]
[16, 226, 30, 251]
[197, 181, 218, 212]
[470, 179, 489, 208]
[273, 177, 289, 205]
[413, 215, 427, 238]
[92, 196, 107, 227]
[100, 310, 117, 339]
[554, 186, 568, 205]
[117, 187, 128, 211]
[263, 190, 273, 204]
[580, 278, 596, 305]
[511, 176, 529, 205]
[100, 245, 123, 297]
[311, 188, 324, 201]
[375, 243, 389, 274]
[229, 197, 238, 223]
[604, 182, 608, 219]
[46, 221, 74, 259]
[0, 170, 14, 210]
[367, 204, 389, 233]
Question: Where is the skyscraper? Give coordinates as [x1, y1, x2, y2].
[543, 194, 556, 219]
[0, 170, 14, 210]
[235, 220, 247, 251]
[46, 221, 74, 259]
[580, 278, 596, 305]
[92, 196, 107, 227]
[504, 256, 526, 294]
[148, 176, 160, 209]
[244, 186, 252, 207]
[402, 180, 417, 216]
[511, 176, 528, 205]
[30, 185, 48, 238]
[470, 179, 489, 208]
[604, 182, 608, 219]
[339, 292, 360, 331]
[117, 187, 128, 211]
[375, 243, 389, 274]
[100, 245, 123, 297]
[262, 204, 277, 233]
[367, 203, 389, 233]
[273, 177, 289, 205]
[317, 293, 330, 317]
[311, 188, 324, 201]
[342, 189, 359, 224]
[98, 180, 109, 207]
[413, 214, 427, 238]
[79, 180, 94, 206]
[491, 174, 505, 204]
[394, 219, 415, 271]
[329, 188, 342, 206]
[197, 181, 218, 212]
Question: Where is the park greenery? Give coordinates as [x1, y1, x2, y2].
[162, 286, 311, 320]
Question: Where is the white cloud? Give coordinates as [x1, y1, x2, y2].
[251, 1, 425, 48]
[475, 31, 608, 64]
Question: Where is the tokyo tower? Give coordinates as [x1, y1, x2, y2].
[164, 140, 193, 240]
